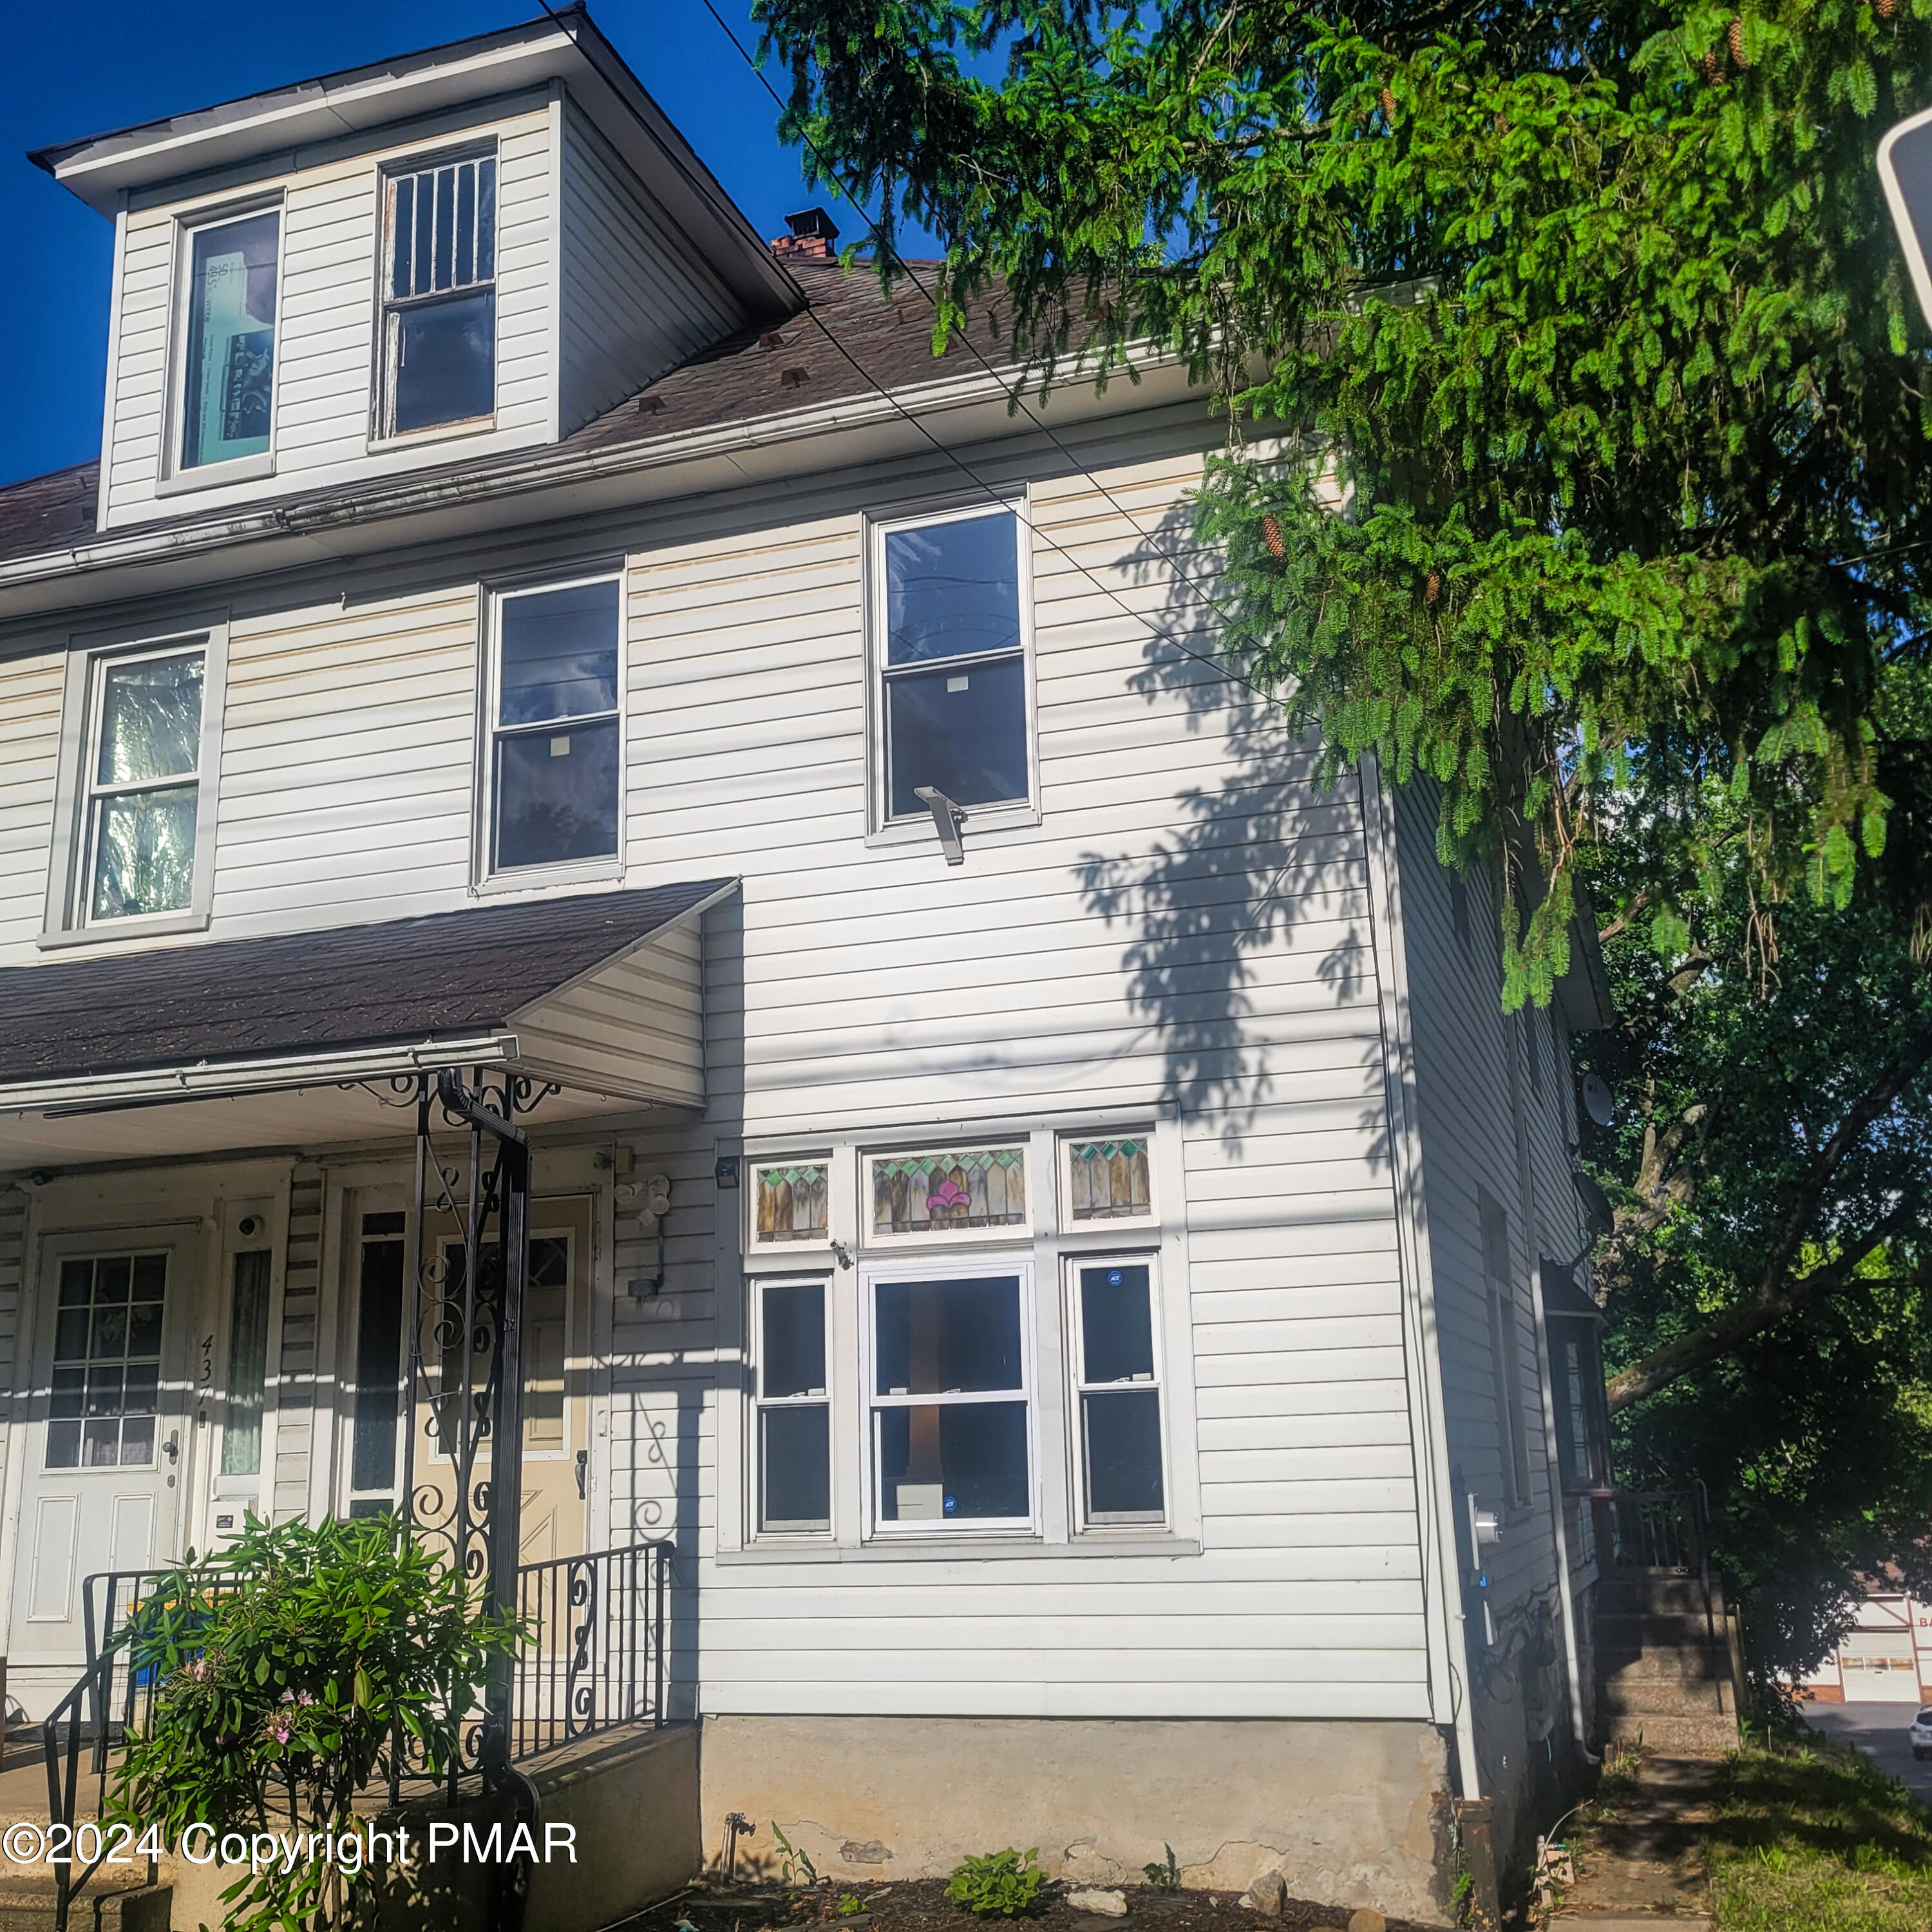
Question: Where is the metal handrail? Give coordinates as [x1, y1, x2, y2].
[512, 1540, 672, 1759]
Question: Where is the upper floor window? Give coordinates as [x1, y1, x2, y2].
[83, 647, 205, 923]
[381, 153, 497, 437]
[178, 210, 279, 471]
[486, 578, 621, 876]
[873, 506, 1034, 827]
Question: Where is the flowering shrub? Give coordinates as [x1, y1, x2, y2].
[108, 1513, 522, 1930]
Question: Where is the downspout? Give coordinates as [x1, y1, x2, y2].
[1358, 754, 1482, 1800]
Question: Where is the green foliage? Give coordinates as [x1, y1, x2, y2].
[839, 1893, 865, 1915]
[1709, 1738, 1932, 1930]
[945, 1847, 1048, 1917]
[753, 0, 1932, 1003]
[1141, 1844, 1180, 1891]
[107, 1514, 522, 1932]
[1577, 814, 1932, 1678]
[772, 1821, 819, 1890]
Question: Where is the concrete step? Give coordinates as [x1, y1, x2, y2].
[1602, 1710, 1739, 1755]
[1599, 1644, 1732, 1683]
[1595, 1610, 1725, 1648]
[1599, 1676, 1732, 1719]
[1596, 1575, 1723, 1618]
[0, 1881, 170, 1932]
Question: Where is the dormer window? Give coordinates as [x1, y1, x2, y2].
[178, 209, 280, 471]
[381, 152, 498, 437]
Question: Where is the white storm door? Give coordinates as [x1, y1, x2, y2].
[9, 1238, 193, 1701]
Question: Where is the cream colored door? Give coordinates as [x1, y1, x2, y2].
[417, 1197, 591, 1564]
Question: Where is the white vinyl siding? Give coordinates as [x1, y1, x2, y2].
[99, 105, 557, 531]
[556, 100, 748, 435]
[0, 420, 1439, 1727]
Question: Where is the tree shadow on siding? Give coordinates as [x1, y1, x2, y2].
[1072, 494, 1378, 1151]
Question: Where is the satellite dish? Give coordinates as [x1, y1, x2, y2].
[1581, 1072, 1615, 1129]
[1571, 1170, 1615, 1239]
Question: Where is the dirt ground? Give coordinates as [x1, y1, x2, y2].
[615, 1873, 1429, 1932]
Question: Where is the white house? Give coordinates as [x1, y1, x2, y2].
[0, 11, 1617, 1924]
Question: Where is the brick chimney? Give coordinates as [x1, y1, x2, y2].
[771, 207, 840, 260]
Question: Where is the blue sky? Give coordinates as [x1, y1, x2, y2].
[0, 1, 938, 488]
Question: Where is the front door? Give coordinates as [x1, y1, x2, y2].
[419, 1197, 593, 1566]
[8, 1230, 196, 1710]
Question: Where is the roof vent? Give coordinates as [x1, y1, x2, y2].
[771, 206, 840, 260]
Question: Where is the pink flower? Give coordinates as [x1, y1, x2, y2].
[272, 1723, 290, 1744]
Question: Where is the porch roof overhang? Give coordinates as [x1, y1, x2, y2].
[0, 878, 734, 1171]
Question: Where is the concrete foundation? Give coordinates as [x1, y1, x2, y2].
[162, 1722, 699, 1932]
[699, 1715, 1454, 1928]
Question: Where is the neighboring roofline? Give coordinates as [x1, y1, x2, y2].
[26, 6, 796, 316]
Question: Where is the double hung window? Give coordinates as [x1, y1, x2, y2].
[79, 646, 206, 924]
[874, 506, 1032, 824]
[1071, 1261, 1166, 1524]
[756, 1282, 831, 1531]
[381, 153, 497, 437]
[869, 1269, 1032, 1530]
[178, 209, 279, 471]
[486, 578, 621, 875]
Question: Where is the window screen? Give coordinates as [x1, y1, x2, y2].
[871, 1273, 1030, 1526]
[383, 155, 497, 434]
[490, 580, 621, 873]
[878, 510, 1030, 820]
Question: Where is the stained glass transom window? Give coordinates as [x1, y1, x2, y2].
[753, 1163, 829, 1245]
[1068, 1138, 1153, 1222]
[48, 1253, 167, 1470]
[871, 1148, 1027, 1237]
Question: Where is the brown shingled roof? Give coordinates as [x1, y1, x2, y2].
[0, 261, 1002, 570]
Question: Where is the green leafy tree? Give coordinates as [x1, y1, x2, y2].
[108, 1514, 522, 1932]
[753, 0, 1932, 1003]
[1575, 824, 1932, 1678]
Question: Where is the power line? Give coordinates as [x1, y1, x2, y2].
[538, 0, 1278, 707]
[691, 0, 1257, 649]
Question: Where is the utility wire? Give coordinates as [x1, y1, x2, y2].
[696, 0, 1247, 630]
[535, 0, 1278, 705]
[686, 0, 1282, 706]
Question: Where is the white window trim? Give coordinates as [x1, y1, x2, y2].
[336, 1189, 412, 1521]
[860, 1251, 1040, 1541]
[1065, 1249, 1170, 1534]
[863, 493, 1043, 846]
[39, 612, 229, 948]
[744, 1155, 837, 1258]
[1057, 1130, 1160, 1233]
[205, 1193, 289, 1529]
[473, 568, 627, 893]
[750, 1273, 835, 1540]
[372, 142, 501, 448]
[158, 195, 287, 495]
[859, 1142, 1036, 1251]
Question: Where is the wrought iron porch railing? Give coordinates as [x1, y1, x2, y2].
[40, 1539, 672, 1932]
[513, 1540, 671, 1760]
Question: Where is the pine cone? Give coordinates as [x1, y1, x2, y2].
[1381, 86, 1398, 124]
[1727, 16, 1750, 64]
[1425, 570, 1441, 606]
[1877, 0, 1898, 19]
[1262, 513, 1287, 560]
[1698, 49, 1724, 83]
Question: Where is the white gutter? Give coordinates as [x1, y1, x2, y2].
[0, 350, 1186, 596]
[1, 1030, 516, 1117]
